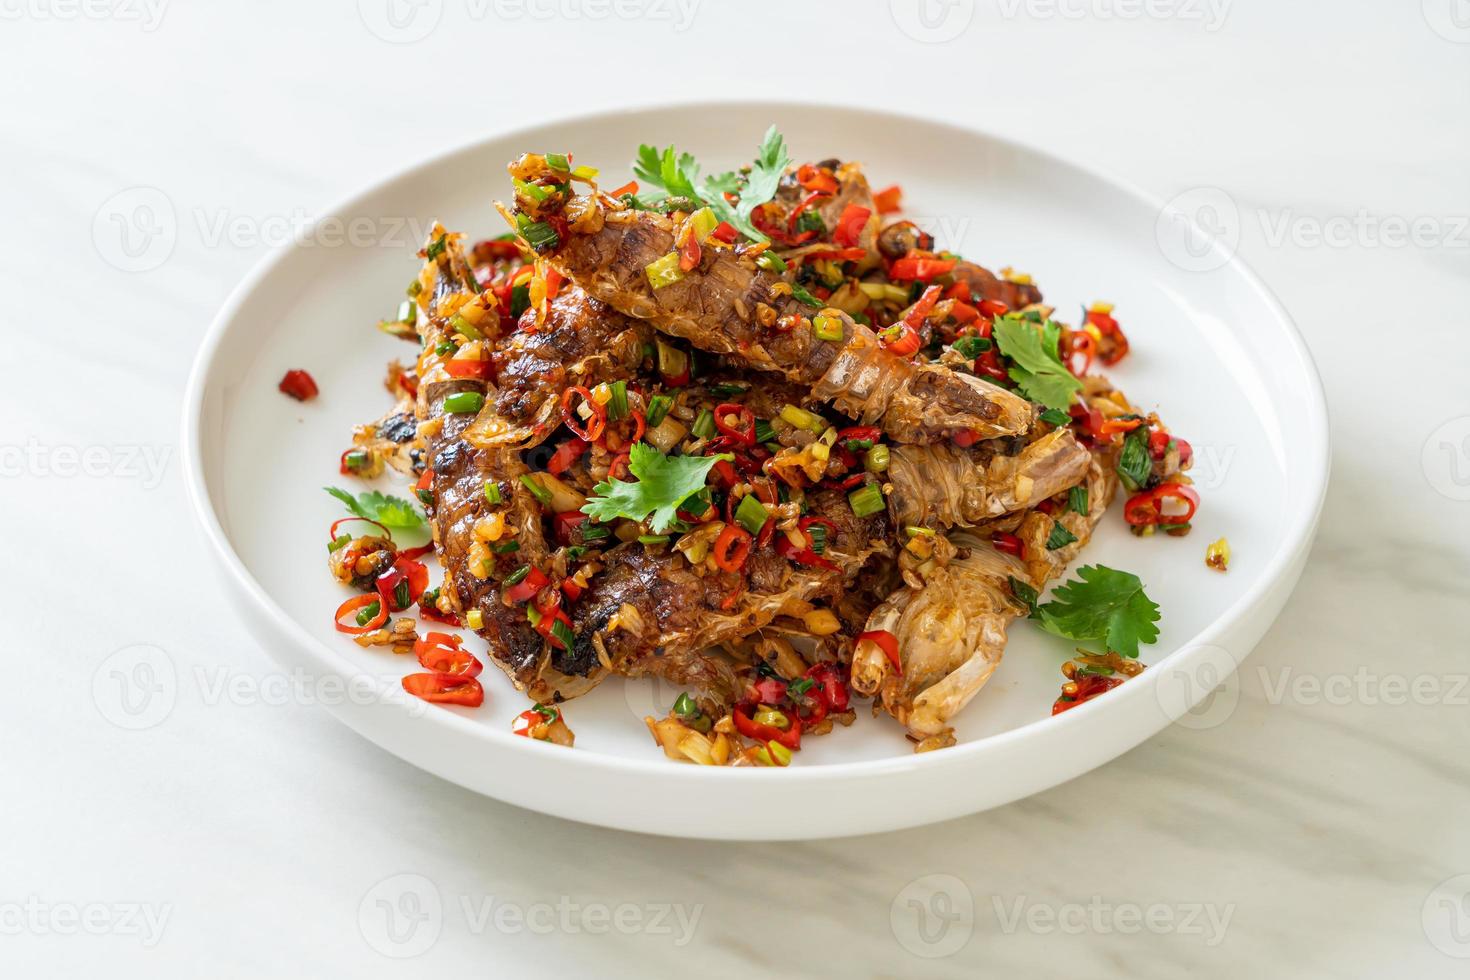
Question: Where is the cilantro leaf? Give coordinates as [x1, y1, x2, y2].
[1036, 565, 1161, 659]
[580, 443, 730, 533]
[699, 126, 791, 243]
[993, 317, 1083, 410]
[325, 486, 427, 534]
[633, 144, 701, 202]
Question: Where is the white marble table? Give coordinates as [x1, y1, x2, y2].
[4, 2, 1467, 975]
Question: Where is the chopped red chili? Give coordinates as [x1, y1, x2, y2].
[991, 532, 1025, 557]
[889, 255, 956, 281]
[713, 403, 756, 446]
[278, 369, 318, 401]
[1124, 483, 1200, 527]
[712, 524, 753, 573]
[1052, 674, 1122, 714]
[560, 385, 606, 443]
[414, 632, 482, 678]
[857, 629, 902, 675]
[402, 673, 484, 707]
[444, 358, 493, 380]
[334, 594, 387, 635]
[831, 204, 871, 248]
[546, 438, 589, 476]
[873, 184, 902, 214]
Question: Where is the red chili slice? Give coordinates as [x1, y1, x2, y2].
[444, 358, 492, 380]
[991, 532, 1025, 557]
[546, 438, 589, 476]
[1124, 483, 1200, 527]
[712, 524, 753, 573]
[873, 184, 902, 214]
[334, 594, 387, 635]
[903, 284, 944, 328]
[710, 221, 739, 243]
[880, 324, 922, 358]
[560, 385, 606, 443]
[889, 256, 957, 281]
[278, 369, 318, 401]
[1052, 674, 1123, 715]
[796, 163, 839, 194]
[553, 510, 587, 546]
[713, 403, 756, 446]
[504, 566, 550, 604]
[414, 632, 482, 678]
[402, 673, 484, 707]
[857, 630, 902, 676]
[732, 703, 802, 750]
[832, 204, 871, 248]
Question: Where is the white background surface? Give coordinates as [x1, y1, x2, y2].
[3, 1, 1468, 976]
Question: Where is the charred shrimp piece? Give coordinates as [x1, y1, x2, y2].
[462, 284, 653, 451]
[502, 179, 1035, 444]
[410, 228, 605, 702]
[852, 538, 1032, 744]
[886, 427, 1091, 529]
[423, 380, 606, 703]
[853, 389, 1133, 745]
[567, 486, 890, 710]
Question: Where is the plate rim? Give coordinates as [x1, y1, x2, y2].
[181, 97, 1330, 786]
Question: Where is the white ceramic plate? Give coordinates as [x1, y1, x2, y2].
[184, 101, 1327, 840]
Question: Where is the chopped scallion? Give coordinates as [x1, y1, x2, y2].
[952, 335, 992, 360]
[812, 314, 844, 342]
[734, 495, 769, 536]
[519, 474, 553, 507]
[484, 481, 502, 505]
[847, 483, 885, 518]
[1069, 485, 1090, 516]
[645, 394, 673, 428]
[606, 380, 629, 421]
[644, 251, 685, 290]
[691, 409, 716, 440]
[550, 618, 577, 650]
[443, 391, 484, 414]
[1046, 522, 1079, 550]
[638, 534, 670, 547]
[753, 418, 775, 444]
[504, 565, 532, 587]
